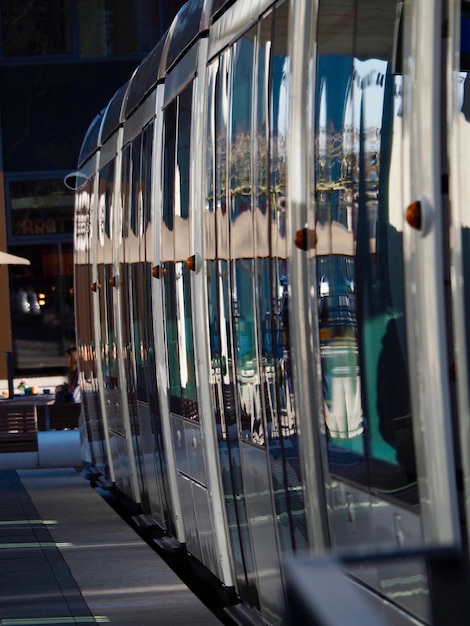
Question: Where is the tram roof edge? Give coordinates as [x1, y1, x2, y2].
[77, 109, 105, 169]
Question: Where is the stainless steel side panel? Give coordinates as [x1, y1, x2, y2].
[404, 0, 460, 547]
[240, 442, 283, 624]
[136, 400, 166, 528]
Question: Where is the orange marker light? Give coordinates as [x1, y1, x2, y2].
[152, 265, 166, 279]
[186, 255, 196, 272]
[294, 228, 317, 251]
[406, 200, 422, 230]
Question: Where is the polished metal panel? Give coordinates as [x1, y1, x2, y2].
[172, 416, 190, 475]
[75, 173, 107, 473]
[292, 0, 437, 620]
[404, 0, 460, 545]
[135, 401, 165, 524]
[370, 496, 429, 621]
[240, 442, 283, 623]
[191, 36, 235, 587]
[185, 421, 206, 486]
[448, 0, 470, 553]
[151, 82, 187, 544]
[288, 0, 331, 552]
[190, 480, 220, 574]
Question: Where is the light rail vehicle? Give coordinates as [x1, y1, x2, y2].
[72, 0, 470, 623]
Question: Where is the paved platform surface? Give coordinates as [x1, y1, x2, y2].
[0, 468, 222, 625]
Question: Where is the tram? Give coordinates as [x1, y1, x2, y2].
[72, 0, 470, 623]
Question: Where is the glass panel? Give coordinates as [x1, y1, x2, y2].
[143, 123, 153, 231]
[0, 61, 138, 172]
[9, 179, 74, 240]
[121, 144, 131, 241]
[1, 0, 72, 56]
[231, 30, 262, 445]
[264, 2, 308, 552]
[131, 134, 143, 237]
[162, 86, 198, 421]
[454, 1, 470, 533]
[205, 55, 259, 608]
[9, 241, 75, 373]
[315, 0, 416, 500]
[97, 161, 118, 392]
[78, 0, 160, 57]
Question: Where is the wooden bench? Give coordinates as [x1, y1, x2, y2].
[36, 403, 81, 431]
[0, 404, 38, 453]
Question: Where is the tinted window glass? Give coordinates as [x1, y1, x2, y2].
[315, 0, 416, 500]
[9, 178, 74, 240]
[1, 0, 72, 56]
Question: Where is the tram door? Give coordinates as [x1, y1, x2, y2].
[75, 174, 106, 473]
[206, 5, 307, 622]
[301, 1, 458, 621]
[120, 128, 171, 528]
[310, 0, 420, 596]
[96, 154, 139, 503]
[160, 81, 219, 568]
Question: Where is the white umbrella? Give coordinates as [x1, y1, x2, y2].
[0, 251, 30, 265]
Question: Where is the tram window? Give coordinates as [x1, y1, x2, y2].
[1, 0, 73, 57]
[230, 31, 261, 444]
[121, 144, 131, 240]
[101, 161, 114, 241]
[131, 134, 142, 237]
[142, 122, 153, 232]
[315, 0, 417, 503]
[162, 84, 198, 421]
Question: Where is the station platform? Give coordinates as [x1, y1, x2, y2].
[0, 468, 223, 626]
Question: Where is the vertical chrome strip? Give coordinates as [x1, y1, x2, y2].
[190, 37, 234, 586]
[151, 84, 187, 543]
[448, 0, 470, 548]
[287, 0, 330, 550]
[404, 0, 460, 546]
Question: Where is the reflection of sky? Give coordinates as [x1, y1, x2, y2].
[345, 58, 387, 152]
[319, 57, 403, 158]
[319, 57, 404, 232]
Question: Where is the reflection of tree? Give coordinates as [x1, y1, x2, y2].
[210, 130, 287, 203]
[315, 124, 380, 232]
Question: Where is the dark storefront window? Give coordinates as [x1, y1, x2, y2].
[78, 0, 161, 57]
[9, 179, 74, 240]
[0, 0, 165, 59]
[1, 0, 73, 56]
[9, 242, 75, 373]
[0, 0, 186, 379]
[7, 179, 75, 373]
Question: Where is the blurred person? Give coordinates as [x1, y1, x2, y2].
[55, 345, 81, 404]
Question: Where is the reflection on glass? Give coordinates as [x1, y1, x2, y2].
[315, 1, 416, 498]
[162, 85, 198, 421]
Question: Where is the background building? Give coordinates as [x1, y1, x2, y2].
[0, 0, 184, 379]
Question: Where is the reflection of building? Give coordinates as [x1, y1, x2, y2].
[0, 1, 184, 376]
